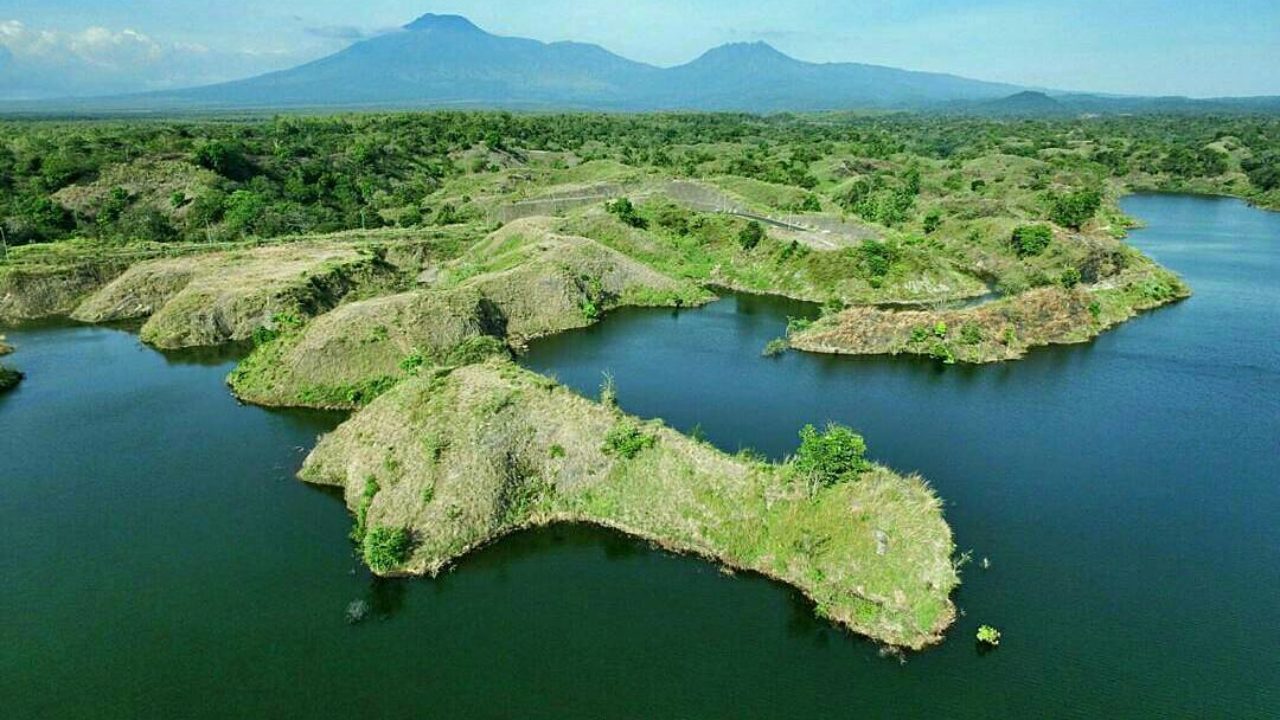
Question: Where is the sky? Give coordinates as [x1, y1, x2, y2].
[0, 0, 1277, 99]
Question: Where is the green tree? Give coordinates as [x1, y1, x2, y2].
[1010, 224, 1053, 257]
[793, 423, 869, 486]
[1049, 188, 1102, 230]
[605, 198, 647, 228]
[738, 220, 765, 251]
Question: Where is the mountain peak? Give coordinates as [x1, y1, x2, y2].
[403, 13, 483, 33]
[697, 41, 794, 63]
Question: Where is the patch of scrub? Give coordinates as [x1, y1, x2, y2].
[300, 359, 959, 649]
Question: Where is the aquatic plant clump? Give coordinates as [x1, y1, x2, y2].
[977, 625, 1002, 646]
[0, 365, 22, 392]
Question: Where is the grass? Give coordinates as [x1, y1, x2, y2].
[301, 359, 959, 649]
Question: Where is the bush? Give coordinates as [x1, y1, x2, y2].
[1059, 267, 1083, 288]
[793, 423, 868, 486]
[606, 198, 646, 228]
[603, 420, 657, 459]
[1010, 224, 1053, 257]
[858, 239, 898, 277]
[1049, 188, 1102, 230]
[738, 220, 765, 251]
[363, 526, 413, 573]
[786, 316, 813, 335]
[923, 209, 943, 234]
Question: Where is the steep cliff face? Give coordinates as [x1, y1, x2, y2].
[300, 360, 959, 649]
[70, 243, 403, 349]
[0, 262, 129, 324]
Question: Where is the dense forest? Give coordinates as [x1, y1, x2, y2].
[1, 112, 1276, 248]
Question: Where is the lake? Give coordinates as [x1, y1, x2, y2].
[2, 194, 1276, 718]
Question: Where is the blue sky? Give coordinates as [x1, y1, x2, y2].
[1, 0, 1277, 98]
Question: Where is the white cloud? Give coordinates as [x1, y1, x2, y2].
[1, 20, 164, 68]
[0, 20, 325, 99]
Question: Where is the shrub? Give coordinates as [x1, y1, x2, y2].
[599, 372, 618, 409]
[793, 423, 868, 486]
[1088, 301, 1102, 319]
[1010, 224, 1053, 257]
[923, 210, 943, 234]
[1049, 188, 1102, 230]
[858, 239, 897, 277]
[960, 323, 983, 345]
[786, 316, 813, 335]
[399, 350, 427, 375]
[738, 220, 765, 251]
[603, 420, 657, 459]
[929, 341, 957, 364]
[1060, 267, 1083, 288]
[605, 198, 646, 228]
[363, 526, 413, 573]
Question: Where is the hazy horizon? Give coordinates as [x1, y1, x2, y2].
[1, 0, 1277, 101]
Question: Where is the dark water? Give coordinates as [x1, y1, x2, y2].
[2, 194, 1277, 718]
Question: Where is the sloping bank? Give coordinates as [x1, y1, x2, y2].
[300, 359, 959, 649]
[229, 219, 710, 409]
[791, 265, 1189, 363]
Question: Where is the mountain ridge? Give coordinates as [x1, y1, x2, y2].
[4, 12, 1278, 115]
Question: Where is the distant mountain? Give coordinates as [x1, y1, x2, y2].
[168, 14, 659, 109]
[5, 13, 1278, 115]
[966, 90, 1068, 117]
[108, 13, 1022, 112]
[655, 41, 1021, 111]
[944, 90, 1280, 117]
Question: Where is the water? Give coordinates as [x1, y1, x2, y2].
[2, 194, 1277, 717]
